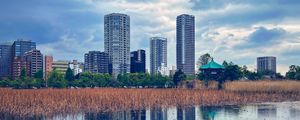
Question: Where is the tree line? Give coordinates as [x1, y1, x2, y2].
[0, 68, 174, 89]
[0, 53, 298, 89]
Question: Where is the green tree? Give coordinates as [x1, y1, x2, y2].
[186, 75, 195, 81]
[286, 65, 298, 80]
[34, 69, 44, 79]
[221, 61, 242, 81]
[65, 67, 75, 82]
[95, 73, 111, 87]
[20, 68, 26, 79]
[197, 53, 212, 68]
[151, 74, 170, 87]
[48, 70, 67, 88]
[247, 72, 262, 80]
[275, 73, 285, 79]
[0, 79, 9, 87]
[173, 69, 186, 86]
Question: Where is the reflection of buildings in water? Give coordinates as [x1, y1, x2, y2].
[238, 105, 258, 119]
[177, 107, 196, 120]
[149, 107, 164, 120]
[145, 106, 197, 120]
[84, 110, 146, 120]
[223, 106, 241, 116]
[146, 107, 177, 120]
[82, 102, 300, 120]
[290, 107, 300, 118]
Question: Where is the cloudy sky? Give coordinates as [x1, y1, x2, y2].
[1, 0, 300, 74]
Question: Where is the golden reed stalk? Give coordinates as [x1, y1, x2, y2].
[0, 80, 300, 117]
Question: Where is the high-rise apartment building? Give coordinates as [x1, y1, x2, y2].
[104, 13, 130, 77]
[23, 49, 43, 77]
[12, 39, 36, 57]
[176, 14, 195, 75]
[150, 37, 167, 75]
[130, 49, 146, 73]
[257, 56, 276, 73]
[0, 44, 12, 77]
[12, 56, 27, 79]
[11, 40, 36, 78]
[84, 51, 109, 74]
[44, 55, 53, 79]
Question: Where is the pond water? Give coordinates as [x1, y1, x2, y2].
[2, 101, 300, 120]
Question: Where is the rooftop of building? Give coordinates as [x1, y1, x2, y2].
[200, 59, 224, 69]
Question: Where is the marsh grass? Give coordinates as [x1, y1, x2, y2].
[0, 80, 300, 118]
[225, 80, 300, 92]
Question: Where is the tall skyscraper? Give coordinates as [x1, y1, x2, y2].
[176, 14, 195, 75]
[44, 55, 53, 79]
[12, 39, 36, 57]
[23, 49, 43, 77]
[150, 37, 167, 75]
[0, 44, 12, 77]
[11, 40, 36, 78]
[130, 49, 146, 73]
[104, 13, 130, 77]
[84, 51, 109, 74]
[257, 56, 277, 73]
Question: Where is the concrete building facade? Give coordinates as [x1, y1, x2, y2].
[104, 13, 130, 77]
[130, 49, 146, 73]
[69, 60, 83, 75]
[44, 55, 53, 79]
[0, 44, 12, 77]
[11, 40, 36, 78]
[176, 14, 195, 75]
[84, 51, 109, 74]
[23, 49, 43, 77]
[257, 56, 277, 73]
[150, 37, 167, 75]
[52, 60, 69, 73]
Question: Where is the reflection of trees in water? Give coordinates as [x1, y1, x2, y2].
[223, 105, 241, 116]
[200, 106, 220, 120]
[84, 110, 146, 120]
[257, 105, 277, 118]
[200, 105, 241, 120]
[3, 103, 300, 120]
[0, 113, 44, 120]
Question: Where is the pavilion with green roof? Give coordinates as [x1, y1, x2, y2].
[200, 58, 225, 81]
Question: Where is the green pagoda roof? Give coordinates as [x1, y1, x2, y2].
[200, 59, 225, 69]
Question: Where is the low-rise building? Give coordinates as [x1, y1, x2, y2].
[69, 60, 83, 75]
[52, 60, 69, 73]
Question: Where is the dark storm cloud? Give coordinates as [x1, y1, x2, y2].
[249, 27, 286, 43]
[234, 27, 286, 49]
[190, 0, 300, 10]
[192, 0, 300, 27]
[0, 0, 102, 44]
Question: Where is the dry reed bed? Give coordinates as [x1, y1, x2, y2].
[0, 87, 300, 118]
[225, 80, 300, 92]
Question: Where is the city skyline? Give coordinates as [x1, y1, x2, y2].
[1, 1, 300, 74]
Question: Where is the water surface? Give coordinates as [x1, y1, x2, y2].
[2, 101, 300, 120]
